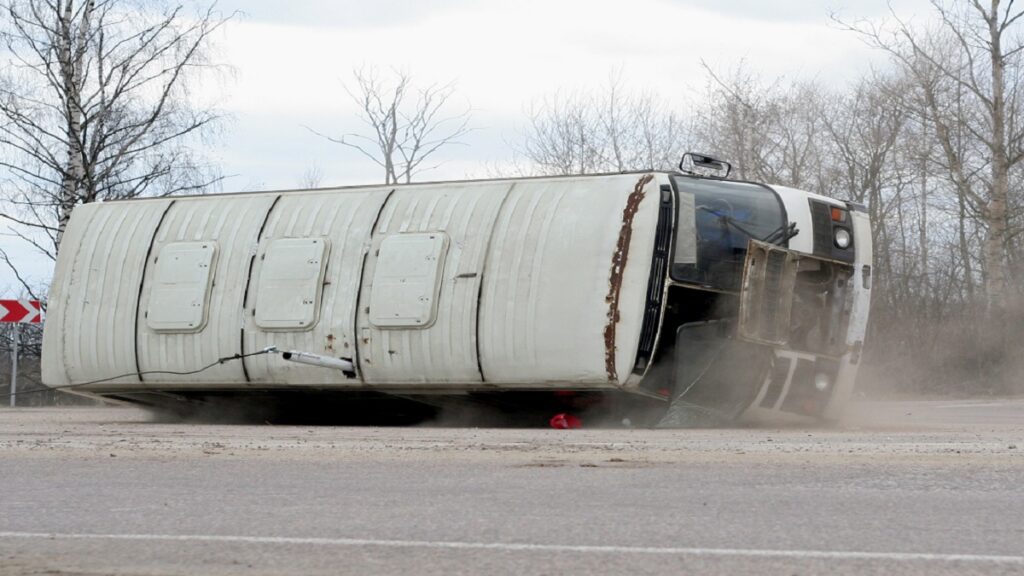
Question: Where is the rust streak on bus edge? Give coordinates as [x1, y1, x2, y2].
[604, 173, 654, 382]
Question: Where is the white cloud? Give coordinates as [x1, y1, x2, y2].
[207, 0, 903, 191]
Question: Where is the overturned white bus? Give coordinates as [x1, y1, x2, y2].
[40, 155, 872, 425]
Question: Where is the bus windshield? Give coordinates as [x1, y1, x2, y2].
[670, 176, 786, 291]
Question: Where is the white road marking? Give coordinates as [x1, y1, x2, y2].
[933, 402, 1009, 409]
[0, 531, 1021, 564]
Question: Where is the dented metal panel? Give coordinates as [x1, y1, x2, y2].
[243, 187, 392, 385]
[603, 174, 654, 381]
[135, 195, 279, 383]
[356, 181, 511, 384]
[738, 241, 800, 345]
[479, 174, 662, 386]
[44, 199, 173, 386]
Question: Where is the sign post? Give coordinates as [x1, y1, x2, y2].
[9, 326, 16, 408]
[1, 300, 43, 408]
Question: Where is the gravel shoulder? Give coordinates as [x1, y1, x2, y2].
[0, 399, 1020, 465]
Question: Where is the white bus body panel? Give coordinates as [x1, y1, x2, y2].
[42, 173, 664, 392]
[822, 208, 873, 419]
[354, 181, 508, 385]
[243, 187, 392, 386]
[136, 195, 280, 384]
[479, 177, 658, 384]
[42, 199, 175, 387]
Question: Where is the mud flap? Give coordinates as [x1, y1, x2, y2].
[657, 321, 772, 428]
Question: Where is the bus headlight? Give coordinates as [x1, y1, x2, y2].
[833, 227, 851, 249]
[814, 372, 831, 391]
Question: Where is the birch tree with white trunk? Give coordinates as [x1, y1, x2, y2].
[0, 0, 230, 275]
[838, 0, 1024, 318]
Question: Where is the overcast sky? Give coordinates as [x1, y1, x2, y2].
[2, 0, 934, 290]
[206, 0, 932, 190]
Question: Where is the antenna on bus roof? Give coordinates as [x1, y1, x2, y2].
[678, 152, 732, 178]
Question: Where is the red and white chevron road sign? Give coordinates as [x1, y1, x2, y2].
[0, 300, 42, 323]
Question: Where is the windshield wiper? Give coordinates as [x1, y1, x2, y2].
[698, 206, 794, 244]
[762, 222, 799, 245]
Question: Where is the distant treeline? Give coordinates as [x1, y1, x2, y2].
[510, 4, 1024, 396]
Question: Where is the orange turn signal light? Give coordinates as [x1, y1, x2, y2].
[831, 207, 847, 222]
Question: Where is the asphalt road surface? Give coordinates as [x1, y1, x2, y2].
[0, 399, 1022, 575]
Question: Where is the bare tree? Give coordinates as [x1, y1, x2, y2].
[517, 73, 687, 176]
[696, 62, 779, 182]
[298, 163, 324, 188]
[319, 67, 471, 185]
[820, 73, 909, 269]
[696, 62, 827, 189]
[0, 0, 230, 282]
[520, 91, 603, 175]
[837, 1, 1024, 318]
[830, 0, 1024, 392]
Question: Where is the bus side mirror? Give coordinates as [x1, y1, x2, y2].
[679, 153, 732, 178]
